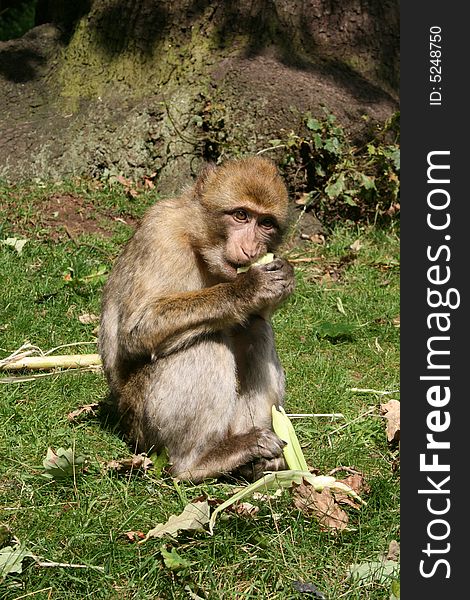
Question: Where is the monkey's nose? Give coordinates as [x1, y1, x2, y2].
[241, 247, 258, 261]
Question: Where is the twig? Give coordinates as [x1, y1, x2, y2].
[328, 407, 377, 437]
[288, 257, 321, 264]
[256, 144, 286, 155]
[11, 588, 53, 600]
[347, 388, 399, 395]
[287, 413, 344, 419]
[34, 559, 105, 572]
[44, 341, 97, 355]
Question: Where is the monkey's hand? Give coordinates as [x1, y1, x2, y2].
[250, 427, 287, 460]
[239, 257, 295, 312]
[235, 430, 287, 481]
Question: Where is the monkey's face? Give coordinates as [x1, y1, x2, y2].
[195, 156, 289, 281]
[201, 205, 282, 281]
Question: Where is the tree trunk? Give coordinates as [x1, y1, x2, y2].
[0, 0, 399, 192]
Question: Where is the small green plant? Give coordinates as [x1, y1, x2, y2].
[276, 109, 400, 224]
[0, 0, 36, 41]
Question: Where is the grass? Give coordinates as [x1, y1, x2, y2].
[0, 179, 399, 599]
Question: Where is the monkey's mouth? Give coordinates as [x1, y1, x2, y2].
[227, 260, 249, 275]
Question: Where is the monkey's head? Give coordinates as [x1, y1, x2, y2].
[191, 157, 290, 280]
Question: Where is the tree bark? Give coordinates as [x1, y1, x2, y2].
[0, 0, 399, 192]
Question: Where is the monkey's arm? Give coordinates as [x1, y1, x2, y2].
[120, 283, 249, 358]
[118, 257, 293, 359]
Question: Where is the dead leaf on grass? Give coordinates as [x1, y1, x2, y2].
[0, 545, 34, 576]
[106, 453, 153, 474]
[78, 313, 100, 325]
[348, 558, 399, 585]
[42, 447, 86, 479]
[332, 472, 370, 509]
[67, 403, 99, 421]
[142, 500, 210, 542]
[230, 502, 259, 519]
[123, 531, 146, 543]
[349, 239, 363, 253]
[252, 488, 284, 501]
[1, 237, 28, 255]
[380, 399, 400, 442]
[293, 484, 349, 532]
[386, 539, 400, 562]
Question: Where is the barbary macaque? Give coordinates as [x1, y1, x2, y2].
[99, 157, 295, 482]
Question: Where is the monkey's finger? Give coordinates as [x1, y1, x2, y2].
[260, 258, 285, 272]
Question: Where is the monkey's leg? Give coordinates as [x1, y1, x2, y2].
[231, 315, 288, 479]
[120, 333, 284, 483]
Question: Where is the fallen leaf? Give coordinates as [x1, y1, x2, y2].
[292, 581, 326, 598]
[160, 545, 194, 572]
[42, 447, 85, 479]
[390, 578, 400, 599]
[148, 448, 170, 478]
[336, 297, 346, 315]
[124, 531, 146, 542]
[252, 488, 284, 501]
[78, 313, 99, 325]
[293, 484, 349, 532]
[1, 237, 28, 255]
[230, 502, 259, 519]
[348, 559, 399, 585]
[106, 453, 153, 474]
[316, 321, 355, 340]
[386, 540, 400, 562]
[142, 500, 210, 541]
[333, 473, 369, 509]
[184, 584, 207, 600]
[0, 545, 34, 576]
[380, 400, 400, 442]
[392, 315, 400, 328]
[116, 174, 132, 187]
[67, 403, 99, 421]
[349, 239, 363, 253]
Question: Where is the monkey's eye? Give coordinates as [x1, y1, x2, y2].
[260, 218, 276, 230]
[232, 209, 249, 222]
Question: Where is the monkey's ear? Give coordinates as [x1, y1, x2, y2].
[193, 162, 218, 198]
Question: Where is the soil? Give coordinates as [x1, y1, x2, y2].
[38, 193, 136, 240]
[0, 191, 138, 241]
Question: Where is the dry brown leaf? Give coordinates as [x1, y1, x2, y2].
[142, 501, 210, 541]
[349, 239, 363, 252]
[78, 313, 100, 325]
[67, 403, 99, 421]
[230, 502, 259, 519]
[124, 530, 146, 542]
[333, 473, 370, 508]
[380, 400, 400, 442]
[106, 453, 153, 473]
[386, 539, 400, 561]
[293, 483, 349, 532]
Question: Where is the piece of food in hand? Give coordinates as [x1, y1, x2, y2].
[237, 253, 275, 274]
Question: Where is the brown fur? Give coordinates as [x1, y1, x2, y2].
[99, 157, 295, 482]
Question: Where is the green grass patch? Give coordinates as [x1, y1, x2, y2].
[0, 180, 399, 599]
